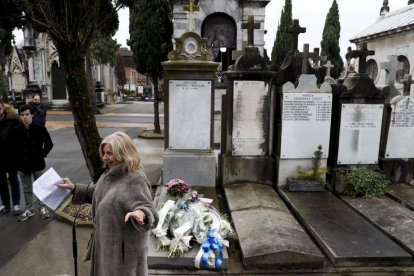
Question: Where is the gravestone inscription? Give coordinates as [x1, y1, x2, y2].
[169, 80, 212, 150]
[385, 96, 414, 158]
[232, 80, 267, 156]
[337, 104, 383, 164]
[281, 92, 332, 158]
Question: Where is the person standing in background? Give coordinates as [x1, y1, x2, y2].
[28, 94, 47, 126]
[0, 101, 22, 216]
[11, 104, 53, 221]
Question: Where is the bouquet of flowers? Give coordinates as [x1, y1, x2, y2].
[152, 179, 237, 269]
[166, 179, 190, 199]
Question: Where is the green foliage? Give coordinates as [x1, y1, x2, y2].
[120, 88, 132, 94]
[128, 0, 173, 79]
[90, 35, 119, 66]
[341, 166, 390, 198]
[128, 0, 173, 133]
[320, 0, 344, 78]
[294, 145, 327, 184]
[271, 0, 292, 66]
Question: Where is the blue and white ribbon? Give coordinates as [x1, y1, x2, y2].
[195, 228, 229, 269]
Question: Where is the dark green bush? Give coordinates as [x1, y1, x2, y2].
[342, 166, 390, 198]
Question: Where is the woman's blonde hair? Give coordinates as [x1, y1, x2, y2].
[99, 131, 142, 171]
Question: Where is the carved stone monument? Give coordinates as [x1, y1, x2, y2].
[220, 16, 276, 186]
[328, 43, 389, 191]
[380, 74, 414, 184]
[162, 2, 219, 188]
[277, 74, 333, 188]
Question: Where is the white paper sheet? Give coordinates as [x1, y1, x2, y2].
[33, 167, 69, 210]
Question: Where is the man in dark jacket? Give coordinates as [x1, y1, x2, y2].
[0, 101, 22, 216]
[12, 104, 53, 221]
[28, 94, 47, 126]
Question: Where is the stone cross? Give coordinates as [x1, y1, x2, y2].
[183, 0, 199, 32]
[301, 44, 310, 74]
[241, 16, 260, 47]
[380, 55, 399, 86]
[309, 48, 326, 67]
[402, 74, 413, 96]
[288, 19, 306, 52]
[345, 42, 375, 74]
[324, 60, 334, 77]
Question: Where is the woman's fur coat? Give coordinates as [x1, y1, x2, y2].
[72, 164, 158, 276]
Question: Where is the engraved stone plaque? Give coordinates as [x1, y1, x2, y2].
[385, 96, 414, 158]
[169, 80, 211, 150]
[337, 104, 384, 164]
[280, 93, 332, 158]
[232, 80, 267, 156]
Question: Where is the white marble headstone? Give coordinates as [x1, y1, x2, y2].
[337, 104, 384, 164]
[169, 80, 212, 150]
[232, 80, 268, 156]
[280, 93, 332, 158]
[280, 75, 333, 159]
[385, 96, 414, 159]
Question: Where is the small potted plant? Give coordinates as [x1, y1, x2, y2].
[286, 145, 328, 191]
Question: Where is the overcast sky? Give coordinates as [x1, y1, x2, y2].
[263, 0, 409, 59]
[114, 0, 409, 60]
[14, 0, 409, 61]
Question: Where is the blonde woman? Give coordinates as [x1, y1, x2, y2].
[58, 131, 158, 276]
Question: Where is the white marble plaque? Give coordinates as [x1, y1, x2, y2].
[232, 80, 267, 156]
[169, 80, 211, 150]
[337, 104, 384, 164]
[385, 96, 414, 158]
[280, 93, 332, 158]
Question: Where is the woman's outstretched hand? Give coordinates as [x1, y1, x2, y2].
[57, 177, 75, 191]
[125, 209, 146, 225]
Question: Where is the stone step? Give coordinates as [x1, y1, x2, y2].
[225, 183, 325, 269]
[386, 184, 414, 211]
[342, 195, 414, 256]
[278, 188, 412, 267]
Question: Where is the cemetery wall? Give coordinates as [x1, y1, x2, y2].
[365, 31, 414, 94]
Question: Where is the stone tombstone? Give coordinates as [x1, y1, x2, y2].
[232, 80, 268, 156]
[280, 76, 332, 159]
[169, 80, 212, 150]
[220, 15, 276, 186]
[277, 74, 332, 187]
[384, 95, 414, 159]
[329, 43, 388, 166]
[162, 29, 219, 187]
[337, 103, 384, 164]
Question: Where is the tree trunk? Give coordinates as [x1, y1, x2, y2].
[152, 77, 161, 134]
[0, 46, 9, 103]
[64, 53, 103, 178]
[86, 54, 100, 115]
